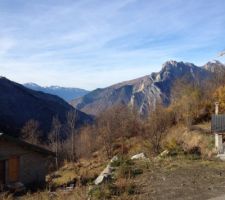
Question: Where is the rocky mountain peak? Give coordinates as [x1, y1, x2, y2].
[162, 60, 180, 67]
[153, 60, 197, 83]
[161, 60, 196, 71]
[71, 60, 217, 116]
[203, 60, 225, 73]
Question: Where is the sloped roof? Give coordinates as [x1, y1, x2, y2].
[0, 133, 55, 156]
[211, 114, 225, 133]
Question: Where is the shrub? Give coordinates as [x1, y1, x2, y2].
[89, 185, 111, 200]
[111, 156, 134, 168]
[112, 178, 138, 196]
[114, 158, 143, 179]
[145, 105, 175, 154]
[163, 126, 215, 159]
[164, 137, 184, 156]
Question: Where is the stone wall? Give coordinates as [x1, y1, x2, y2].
[0, 139, 53, 185]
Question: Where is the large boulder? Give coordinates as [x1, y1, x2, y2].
[94, 164, 112, 185]
[94, 156, 118, 185]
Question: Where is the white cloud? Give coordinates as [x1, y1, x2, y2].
[0, 38, 16, 57]
[0, 0, 225, 89]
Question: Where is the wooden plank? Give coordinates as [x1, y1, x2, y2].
[8, 156, 20, 183]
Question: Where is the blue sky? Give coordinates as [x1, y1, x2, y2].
[0, 0, 225, 90]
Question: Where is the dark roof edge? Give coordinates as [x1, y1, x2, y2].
[0, 133, 55, 157]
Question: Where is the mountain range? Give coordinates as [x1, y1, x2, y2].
[1, 60, 224, 138]
[0, 77, 93, 137]
[71, 60, 225, 116]
[24, 83, 89, 102]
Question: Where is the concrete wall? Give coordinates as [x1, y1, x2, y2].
[215, 133, 223, 154]
[0, 139, 52, 185]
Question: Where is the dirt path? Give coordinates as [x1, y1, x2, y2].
[210, 195, 225, 200]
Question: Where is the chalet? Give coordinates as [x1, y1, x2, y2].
[212, 102, 225, 155]
[0, 133, 55, 189]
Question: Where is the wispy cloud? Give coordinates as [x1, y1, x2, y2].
[0, 0, 225, 89]
[219, 50, 225, 57]
[0, 37, 16, 57]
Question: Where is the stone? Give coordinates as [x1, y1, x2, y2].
[110, 155, 118, 163]
[94, 164, 112, 185]
[131, 153, 146, 160]
[160, 150, 169, 157]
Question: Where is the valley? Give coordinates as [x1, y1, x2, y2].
[1, 1, 225, 199]
[1, 59, 225, 199]
[24, 83, 89, 102]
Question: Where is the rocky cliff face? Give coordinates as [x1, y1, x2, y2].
[203, 60, 225, 73]
[71, 60, 224, 116]
[0, 77, 93, 137]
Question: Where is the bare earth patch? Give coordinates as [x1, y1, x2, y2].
[132, 157, 225, 200]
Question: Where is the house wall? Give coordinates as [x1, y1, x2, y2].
[215, 133, 223, 153]
[0, 139, 53, 185]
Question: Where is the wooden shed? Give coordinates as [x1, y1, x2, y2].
[0, 133, 55, 189]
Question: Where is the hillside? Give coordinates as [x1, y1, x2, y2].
[24, 83, 89, 102]
[0, 77, 93, 137]
[71, 60, 223, 116]
[10, 124, 225, 200]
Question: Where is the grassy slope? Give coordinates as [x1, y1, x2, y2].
[14, 157, 225, 200]
[4, 123, 225, 200]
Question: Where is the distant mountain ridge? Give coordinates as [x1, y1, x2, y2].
[24, 83, 89, 102]
[71, 60, 225, 116]
[0, 77, 93, 137]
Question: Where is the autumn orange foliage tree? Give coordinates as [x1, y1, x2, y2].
[214, 85, 225, 113]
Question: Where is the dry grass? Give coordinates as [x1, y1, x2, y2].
[49, 153, 107, 188]
[163, 125, 215, 158]
[3, 122, 224, 200]
[14, 187, 87, 200]
[5, 156, 225, 200]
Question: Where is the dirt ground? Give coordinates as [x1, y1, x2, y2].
[131, 157, 225, 200]
[2, 157, 225, 200]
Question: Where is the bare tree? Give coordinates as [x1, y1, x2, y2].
[98, 120, 114, 159]
[49, 116, 61, 169]
[75, 125, 97, 159]
[145, 105, 174, 154]
[21, 119, 41, 144]
[96, 105, 141, 157]
[67, 110, 77, 162]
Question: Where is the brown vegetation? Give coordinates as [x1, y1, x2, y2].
[214, 85, 225, 113]
[14, 71, 225, 199]
[144, 105, 174, 154]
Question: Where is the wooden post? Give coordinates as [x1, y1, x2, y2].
[215, 102, 219, 115]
